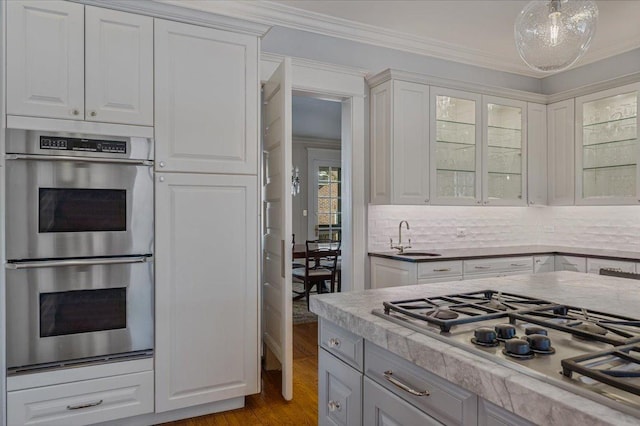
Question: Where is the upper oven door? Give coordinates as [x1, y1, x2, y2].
[6, 156, 153, 260]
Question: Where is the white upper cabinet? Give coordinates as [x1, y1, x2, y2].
[154, 19, 259, 174]
[370, 80, 430, 204]
[7, 1, 85, 120]
[7, 1, 153, 126]
[547, 99, 575, 205]
[483, 96, 527, 205]
[527, 103, 547, 206]
[575, 83, 640, 205]
[430, 87, 482, 205]
[85, 6, 153, 125]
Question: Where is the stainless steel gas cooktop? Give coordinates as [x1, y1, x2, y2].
[372, 289, 640, 417]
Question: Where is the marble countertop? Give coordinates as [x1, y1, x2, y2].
[310, 271, 640, 426]
[369, 244, 640, 262]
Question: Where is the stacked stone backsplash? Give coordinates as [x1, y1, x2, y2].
[368, 205, 640, 253]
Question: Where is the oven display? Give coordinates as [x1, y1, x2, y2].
[39, 188, 126, 233]
[40, 288, 127, 337]
[40, 136, 127, 154]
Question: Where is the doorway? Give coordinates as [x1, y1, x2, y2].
[291, 94, 342, 325]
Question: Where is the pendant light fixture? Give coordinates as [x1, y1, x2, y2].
[514, 0, 598, 73]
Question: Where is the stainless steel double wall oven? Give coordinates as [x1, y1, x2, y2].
[5, 129, 154, 374]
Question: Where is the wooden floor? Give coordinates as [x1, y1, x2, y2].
[162, 322, 319, 425]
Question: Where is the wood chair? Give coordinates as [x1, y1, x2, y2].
[292, 239, 340, 309]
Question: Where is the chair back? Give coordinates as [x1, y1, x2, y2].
[599, 268, 640, 280]
[305, 239, 340, 276]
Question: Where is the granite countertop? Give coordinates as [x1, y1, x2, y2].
[310, 271, 640, 426]
[369, 244, 640, 262]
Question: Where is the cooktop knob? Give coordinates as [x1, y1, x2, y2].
[503, 338, 534, 359]
[495, 324, 517, 340]
[472, 327, 498, 346]
[525, 326, 548, 336]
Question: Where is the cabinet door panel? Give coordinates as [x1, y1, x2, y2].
[155, 173, 258, 411]
[548, 99, 575, 205]
[392, 81, 430, 204]
[370, 83, 392, 204]
[527, 103, 547, 205]
[319, 349, 362, 426]
[155, 19, 258, 174]
[85, 6, 153, 126]
[7, 0, 84, 119]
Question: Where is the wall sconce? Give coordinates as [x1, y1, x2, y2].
[291, 166, 300, 196]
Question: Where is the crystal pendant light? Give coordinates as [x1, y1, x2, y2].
[514, 0, 598, 73]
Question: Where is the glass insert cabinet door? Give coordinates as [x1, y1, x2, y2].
[576, 83, 639, 204]
[483, 96, 526, 205]
[430, 87, 482, 205]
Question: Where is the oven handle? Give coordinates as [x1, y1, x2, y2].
[6, 153, 153, 166]
[6, 256, 151, 270]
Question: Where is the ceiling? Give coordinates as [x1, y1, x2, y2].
[266, 0, 640, 77]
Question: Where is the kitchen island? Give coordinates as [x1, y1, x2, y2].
[310, 271, 640, 425]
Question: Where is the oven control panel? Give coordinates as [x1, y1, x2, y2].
[40, 136, 127, 154]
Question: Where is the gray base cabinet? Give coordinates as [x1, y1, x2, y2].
[319, 349, 363, 426]
[364, 377, 443, 426]
[478, 399, 535, 426]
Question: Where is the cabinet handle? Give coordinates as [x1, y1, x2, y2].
[433, 268, 451, 272]
[71, 109, 80, 116]
[159, 161, 166, 168]
[383, 371, 429, 397]
[327, 400, 342, 412]
[89, 110, 97, 117]
[159, 176, 165, 183]
[510, 263, 527, 267]
[530, 200, 535, 205]
[476, 200, 481, 204]
[474, 266, 491, 269]
[425, 198, 429, 203]
[67, 400, 103, 410]
[327, 338, 341, 348]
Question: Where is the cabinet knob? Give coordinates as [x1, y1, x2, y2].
[327, 338, 341, 348]
[71, 109, 79, 116]
[89, 111, 97, 117]
[327, 400, 342, 412]
[425, 198, 429, 203]
[530, 200, 535, 205]
[159, 161, 166, 168]
[159, 176, 165, 183]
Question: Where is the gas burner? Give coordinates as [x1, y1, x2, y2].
[572, 322, 608, 336]
[525, 334, 555, 354]
[472, 327, 499, 347]
[524, 326, 548, 336]
[495, 324, 517, 340]
[502, 338, 535, 359]
[425, 309, 459, 320]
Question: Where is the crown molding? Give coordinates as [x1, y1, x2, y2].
[70, 0, 271, 36]
[546, 72, 640, 104]
[261, 53, 369, 78]
[368, 69, 548, 104]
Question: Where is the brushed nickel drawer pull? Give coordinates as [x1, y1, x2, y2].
[433, 268, 451, 272]
[510, 263, 527, 267]
[383, 370, 429, 397]
[474, 266, 491, 269]
[67, 399, 103, 410]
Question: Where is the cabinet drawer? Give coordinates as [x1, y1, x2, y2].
[586, 258, 636, 274]
[478, 398, 535, 426]
[8, 371, 153, 426]
[533, 255, 555, 273]
[364, 341, 477, 426]
[418, 261, 463, 279]
[555, 255, 586, 273]
[320, 319, 364, 371]
[464, 257, 532, 275]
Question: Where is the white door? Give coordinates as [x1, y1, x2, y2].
[155, 173, 259, 412]
[154, 18, 258, 174]
[262, 58, 294, 400]
[307, 148, 342, 240]
[7, 0, 84, 120]
[85, 6, 153, 125]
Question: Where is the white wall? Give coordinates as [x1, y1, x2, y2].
[368, 205, 640, 253]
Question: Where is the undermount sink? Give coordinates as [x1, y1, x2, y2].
[397, 252, 441, 257]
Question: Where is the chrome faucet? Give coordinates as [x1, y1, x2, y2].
[390, 220, 411, 253]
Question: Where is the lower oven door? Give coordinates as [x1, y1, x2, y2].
[6, 256, 154, 373]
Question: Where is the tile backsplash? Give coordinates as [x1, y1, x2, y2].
[368, 205, 640, 252]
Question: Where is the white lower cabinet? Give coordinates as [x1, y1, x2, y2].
[7, 371, 153, 426]
[370, 257, 463, 288]
[463, 257, 533, 279]
[533, 255, 555, 273]
[319, 349, 363, 426]
[155, 173, 259, 412]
